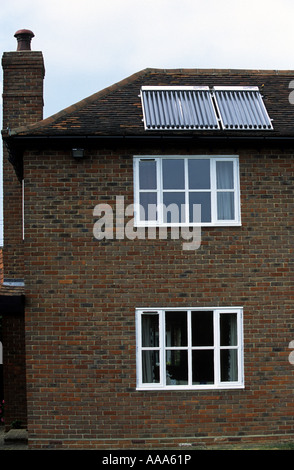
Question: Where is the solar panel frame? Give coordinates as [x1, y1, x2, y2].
[141, 86, 220, 130]
[140, 86, 273, 131]
[213, 86, 273, 130]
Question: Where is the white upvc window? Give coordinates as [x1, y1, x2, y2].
[133, 156, 241, 226]
[136, 307, 244, 390]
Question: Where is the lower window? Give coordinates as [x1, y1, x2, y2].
[136, 307, 244, 390]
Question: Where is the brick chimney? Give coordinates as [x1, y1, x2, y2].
[1, 30, 45, 281]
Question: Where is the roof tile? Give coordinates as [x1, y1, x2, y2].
[7, 68, 294, 138]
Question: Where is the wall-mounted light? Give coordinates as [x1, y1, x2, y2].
[72, 148, 84, 158]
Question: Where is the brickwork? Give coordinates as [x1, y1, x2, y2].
[2, 51, 44, 278]
[0, 250, 3, 285]
[23, 145, 294, 448]
[2, 311, 27, 429]
[1, 48, 44, 430]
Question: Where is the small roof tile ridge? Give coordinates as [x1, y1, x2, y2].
[141, 67, 294, 75]
[8, 68, 154, 137]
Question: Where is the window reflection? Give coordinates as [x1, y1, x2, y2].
[165, 311, 187, 346]
[139, 160, 157, 189]
[165, 311, 188, 385]
[162, 159, 185, 189]
[221, 350, 238, 382]
[189, 193, 211, 223]
[220, 313, 237, 346]
[163, 193, 185, 223]
[166, 351, 188, 385]
[142, 351, 160, 383]
[192, 350, 214, 385]
[142, 314, 159, 347]
[192, 311, 213, 346]
[188, 159, 210, 189]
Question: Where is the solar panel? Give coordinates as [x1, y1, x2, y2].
[141, 86, 220, 130]
[213, 87, 273, 130]
[140, 86, 273, 131]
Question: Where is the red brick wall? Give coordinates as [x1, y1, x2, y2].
[1, 49, 44, 430]
[23, 145, 294, 448]
[0, 250, 3, 285]
[2, 51, 44, 278]
[2, 310, 27, 429]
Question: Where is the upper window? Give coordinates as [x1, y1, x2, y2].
[133, 156, 241, 226]
[136, 307, 244, 390]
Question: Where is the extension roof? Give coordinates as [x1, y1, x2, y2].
[4, 67, 294, 141]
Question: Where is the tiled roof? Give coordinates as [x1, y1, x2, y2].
[6, 68, 294, 139]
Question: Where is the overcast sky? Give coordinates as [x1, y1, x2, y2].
[1, 0, 294, 245]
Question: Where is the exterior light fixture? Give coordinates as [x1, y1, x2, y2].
[72, 148, 84, 158]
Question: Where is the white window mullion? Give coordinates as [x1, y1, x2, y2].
[187, 310, 192, 386]
[157, 158, 163, 225]
[238, 308, 244, 385]
[184, 158, 189, 224]
[133, 159, 140, 225]
[161, 309, 166, 388]
[210, 159, 217, 224]
[234, 158, 240, 224]
[136, 309, 142, 388]
[214, 310, 220, 386]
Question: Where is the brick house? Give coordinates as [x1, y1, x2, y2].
[1, 30, 293, 449]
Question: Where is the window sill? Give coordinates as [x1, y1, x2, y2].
[136, 384, 245, 391]
[134, 221, 242, 228]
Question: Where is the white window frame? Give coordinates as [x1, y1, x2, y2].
[133, 155, 241, 227]
[136, 307, 244, 391]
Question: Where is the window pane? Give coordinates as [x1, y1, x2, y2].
[142, 350, 160, 383]
[192, 311, 213, 346]
[216, 161, 234, 189]
[139, 160, 157, 189]
[188, 202, 201, 224]
[189, 192, 211, 223]
[165, 311, 187, 346]
[220, 313, 237, 346]
[192, 350, 214, 385]
[217, 192, 234, 220]
[188, 159, 210, 189]
[163, 159, 185, 189]
[139, 192, 157, 221]
[166, 350, 188, 385]
[142, 314, 159, 347]
[163, 192, 185, 223]
[221, 349, 238, 382]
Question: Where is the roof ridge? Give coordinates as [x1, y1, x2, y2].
[142, 67, 294, 74]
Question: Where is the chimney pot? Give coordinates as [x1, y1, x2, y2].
[14, 29, 35, 51]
